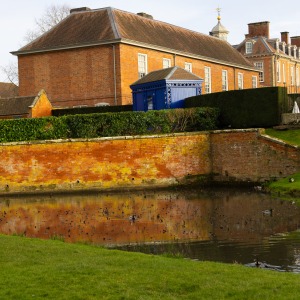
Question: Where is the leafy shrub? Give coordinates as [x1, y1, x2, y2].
[0, 107, 219, 143]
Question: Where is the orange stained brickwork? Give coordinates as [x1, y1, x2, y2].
[0, 130, 298, 195]
[31, 90, 53, 118]
[0, 133, 211, 194]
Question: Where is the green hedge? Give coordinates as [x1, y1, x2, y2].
[0, 107, 219, 143]
[185, 87, 288, 129]
[52, 105, 133, 116]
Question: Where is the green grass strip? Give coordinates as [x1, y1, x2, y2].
[0, 235, 300, 299]
[265, 128, 300, 146]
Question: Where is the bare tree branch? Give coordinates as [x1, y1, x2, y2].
[2, 4, 70, 85]
[24, 4, 70, 43]
[1, 61, 19, 86]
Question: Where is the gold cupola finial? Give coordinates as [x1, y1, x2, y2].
[216, 6, 221, 21]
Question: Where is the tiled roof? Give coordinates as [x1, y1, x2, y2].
[0, 96, 35, 116]
[0, 82, 18, 98]
[13, 7, 254, 70]
[131, 66, 202, 86]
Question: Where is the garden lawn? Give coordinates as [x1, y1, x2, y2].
[265, 128, 300, 146]
[0, 235, 300, 299]
[267, 172, 300, 201]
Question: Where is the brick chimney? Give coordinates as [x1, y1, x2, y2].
[70, 7, 91, 14]
[291, 36, 300, 47]
[281, 32, 290, 44]
[245, 21, 270, 39]
[137, 12, 154, 20]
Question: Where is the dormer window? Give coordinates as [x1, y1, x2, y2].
[245, 41, 253, 54]
[288, 46, 291, 56]
[281, 42, 286, 53]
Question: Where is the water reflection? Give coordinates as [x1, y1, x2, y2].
[0, 188, 300, 272]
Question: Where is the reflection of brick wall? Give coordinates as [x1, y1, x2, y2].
[0, 129, 298, 194]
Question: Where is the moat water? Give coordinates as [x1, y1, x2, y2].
[0, 187, 300, 272]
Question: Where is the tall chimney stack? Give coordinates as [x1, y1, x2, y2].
[246, 21, 270, 39]
[281, 32, 290, 44]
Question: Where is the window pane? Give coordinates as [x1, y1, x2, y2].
[138, 54, 147, 78]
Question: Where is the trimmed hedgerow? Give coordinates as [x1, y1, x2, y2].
[185, 87, 287, 129]
[0, 107, 219, 143]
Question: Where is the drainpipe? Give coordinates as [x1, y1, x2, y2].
[273, 56, 277, 87]
[234, 67, 236, 90]
[112, 44, 117, 105]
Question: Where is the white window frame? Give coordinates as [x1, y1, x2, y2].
[276, 61, 281, 82]
[238, 73, 244, 90]
[252, 76, 258, 88]
[254, 61, 264, 82]
[138, 53, 148, 78]
[222, 70, 228, 91]
[163, 58, 171, 69]
[184, 62, 192, 73]
[204, 67, 211, 94]
[245, 41, 253, 54]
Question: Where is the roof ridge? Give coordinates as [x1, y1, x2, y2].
[107, 7, 121, 39]
[165, 66, 179, 80]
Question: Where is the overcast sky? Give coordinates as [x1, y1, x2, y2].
[1, 0, 300, 82]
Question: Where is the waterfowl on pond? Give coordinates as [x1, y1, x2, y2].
[262, 209, 273, 216]
[129, 215, 137, 223]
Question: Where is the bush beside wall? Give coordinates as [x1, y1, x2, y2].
[52, 105, 133, 117]
[0, 108, 219, 143]
[185, 87, 287, 129]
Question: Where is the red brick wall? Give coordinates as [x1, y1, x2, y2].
[120, 44, 259, 103]
[211, 129, 300, 182]
[18, 43, 259, 107]
[0, 130, 298, 194]
[0, 133, 211, 194]
[31, 90, 53, 118]
[18, 45, 121, 107]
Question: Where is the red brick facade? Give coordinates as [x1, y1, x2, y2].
[18, 43, 259, 107]
[15, 7, 259, 108]
[236, 22, 300, 93]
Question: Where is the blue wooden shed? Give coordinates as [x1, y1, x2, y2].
[130, 66, 203, 111]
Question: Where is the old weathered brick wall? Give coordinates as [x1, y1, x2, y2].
[0, 130, 298, 194]
[211, 129, 300, 182]
[0, 133, 211, 194]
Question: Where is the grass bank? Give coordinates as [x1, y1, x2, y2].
[265, 128, 300, 146]
[264, 128, 300, 198]
[267, 172, 300, 201]
[1, 235, 300, 299]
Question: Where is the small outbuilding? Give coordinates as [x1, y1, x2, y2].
[130, 66, 203, 111]
[0, 89, 52, 119]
